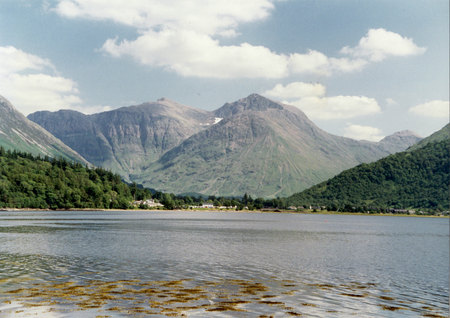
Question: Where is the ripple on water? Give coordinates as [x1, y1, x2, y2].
[0, 277, 448, 318]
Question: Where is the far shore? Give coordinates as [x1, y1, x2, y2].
[0, 207, 447, 218]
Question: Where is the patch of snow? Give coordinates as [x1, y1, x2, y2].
[199, 117, 223, 126]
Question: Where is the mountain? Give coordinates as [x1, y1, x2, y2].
[287, 125, 449, 211]
[28, 94, 420, 198]
[28, 98, 215, 179]
[131, 94, 420, 197]
[377, 130, 422, 153]
[408, 123, 449, 151]
[0, 95, 88, 164]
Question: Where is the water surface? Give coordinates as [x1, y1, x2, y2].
[0, 211, 448, 317]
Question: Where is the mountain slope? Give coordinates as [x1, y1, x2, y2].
[133, 94, 420, 197]
[287, 125, 449, 210]
[29, 98, 214, 179]
[408, 123, 449, 151]
[0, 95, 88, 164]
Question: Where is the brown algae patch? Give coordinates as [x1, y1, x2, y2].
[378, 304, 407, 311]
[3, 277, 437, 317]
[421, 314, 447, 318]
[379, 295, 395, 301]
[301, 303, 317, 307]
[340, 292, 368, 298]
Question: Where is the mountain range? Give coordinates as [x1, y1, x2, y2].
[27, 94, 421, 198]
[0, 96, 88, 164]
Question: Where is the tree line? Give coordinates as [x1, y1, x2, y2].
[0, 140, 447, 214]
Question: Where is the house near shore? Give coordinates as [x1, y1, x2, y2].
[133, 199, 163, 208]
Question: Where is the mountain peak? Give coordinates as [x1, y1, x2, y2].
[0, 95, 16, 113]
[215, 93, 283, 118]
[387, 130, 421, 138]
[378, 129, 422, 153]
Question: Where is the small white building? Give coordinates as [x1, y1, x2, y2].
[133, 199, 163, 208]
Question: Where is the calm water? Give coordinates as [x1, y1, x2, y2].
[0, 211, 448, 317]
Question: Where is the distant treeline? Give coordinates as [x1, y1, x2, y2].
[0, 140, 448, 214]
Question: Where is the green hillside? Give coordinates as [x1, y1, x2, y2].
[408, 123, 449, 151]
[287, 140, 449, 212]
[0, 148, 152, 210]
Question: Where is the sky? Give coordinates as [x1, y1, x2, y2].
[0, 0, 448, 140]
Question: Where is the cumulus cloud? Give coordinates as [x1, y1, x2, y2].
[409, 100, 449, 118]
[102, 29, 289, 79]
[264, 82, 325, 99]
[288, 51, 367, 76]
[54, 0, 274, 35]
[290, 95, 381, 120]
[265, 82, 381, 120]
[0, 46, 82, 115]
[0, 46, 54, 75]
[52, 1, 425, 79]
[343, 124, 384, 142]
[341, 28, 426, 62]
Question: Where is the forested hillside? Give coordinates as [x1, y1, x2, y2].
[0, 148, 151, 209]
[287, 140, 449, 212]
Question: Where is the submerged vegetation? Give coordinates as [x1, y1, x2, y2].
[1, 276, 447, 317]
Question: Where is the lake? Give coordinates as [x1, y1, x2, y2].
[0, 211, 448, 317]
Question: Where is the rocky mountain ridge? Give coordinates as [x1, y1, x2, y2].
[28, 94, 422, 197]
[0, 95, 89, 164]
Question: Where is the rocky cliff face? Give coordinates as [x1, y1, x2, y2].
[29, 98, 214, 179]
[0, 95, 88, 164]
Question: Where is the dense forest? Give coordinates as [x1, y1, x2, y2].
[0, 148, 151, 209]
[287, 140, 449, 213]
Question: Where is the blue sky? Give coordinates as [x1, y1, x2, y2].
[0, 0, 448, 140]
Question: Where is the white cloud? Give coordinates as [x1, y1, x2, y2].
[265, 81, 381, 120]
[264, 82, 325, 99]
[385, 98, 398, 106]
[341, 28, 426, 62]
[52, 2, 425, 79]
[409, 100, 449, 118]
[288, 51, 368, 76]
[54, 0, 274, 35]
[102, 29, 289, 79]
[0, 46, 53, 75]
[288, 50, 331, 76]
[0, 46, 82, 115]
[78, 104, 113, 114]
[343, 124, 384, 142]
[289, 95, 381, 120]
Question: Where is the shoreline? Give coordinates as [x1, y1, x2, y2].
[0, 207, 447, 218]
